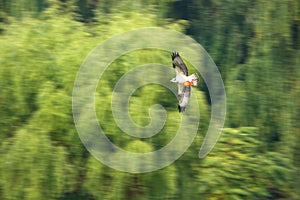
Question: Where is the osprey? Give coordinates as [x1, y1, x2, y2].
[170, 52, 199, 112]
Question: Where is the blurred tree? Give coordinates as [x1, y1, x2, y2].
[243, 0, 294, 146]
[194, 127, 295, 199]
[0, 0, 299, 199]
[84, 154, 178, 200]
[0, 129, 75, 200]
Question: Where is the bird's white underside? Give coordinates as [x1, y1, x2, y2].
[170, 73, 199, 86]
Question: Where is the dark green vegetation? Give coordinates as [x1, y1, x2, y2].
[0, 0, 299, 199]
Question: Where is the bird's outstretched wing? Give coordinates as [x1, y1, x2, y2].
[172, 52, 188, 76]
[171, 52, 191, 112]
[177, 84, 190, 112]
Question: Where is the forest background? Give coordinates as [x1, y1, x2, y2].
[0, 0, 300, 199]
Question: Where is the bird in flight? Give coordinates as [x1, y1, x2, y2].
[170, 52, 199, 112]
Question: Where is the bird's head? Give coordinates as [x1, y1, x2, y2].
[183, 81, 193, 86]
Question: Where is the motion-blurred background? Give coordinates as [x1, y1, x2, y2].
[0, 0, 299, 199]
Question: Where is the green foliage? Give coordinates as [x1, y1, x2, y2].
[84, 156, 178, 200]
[194, 127, 295, 200]
[0, 129, 75, 200]
[0, 0, 299, 199]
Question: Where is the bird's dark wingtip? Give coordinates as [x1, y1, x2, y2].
[171, 52, 180, 60]
[178, 105, 185, 113]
